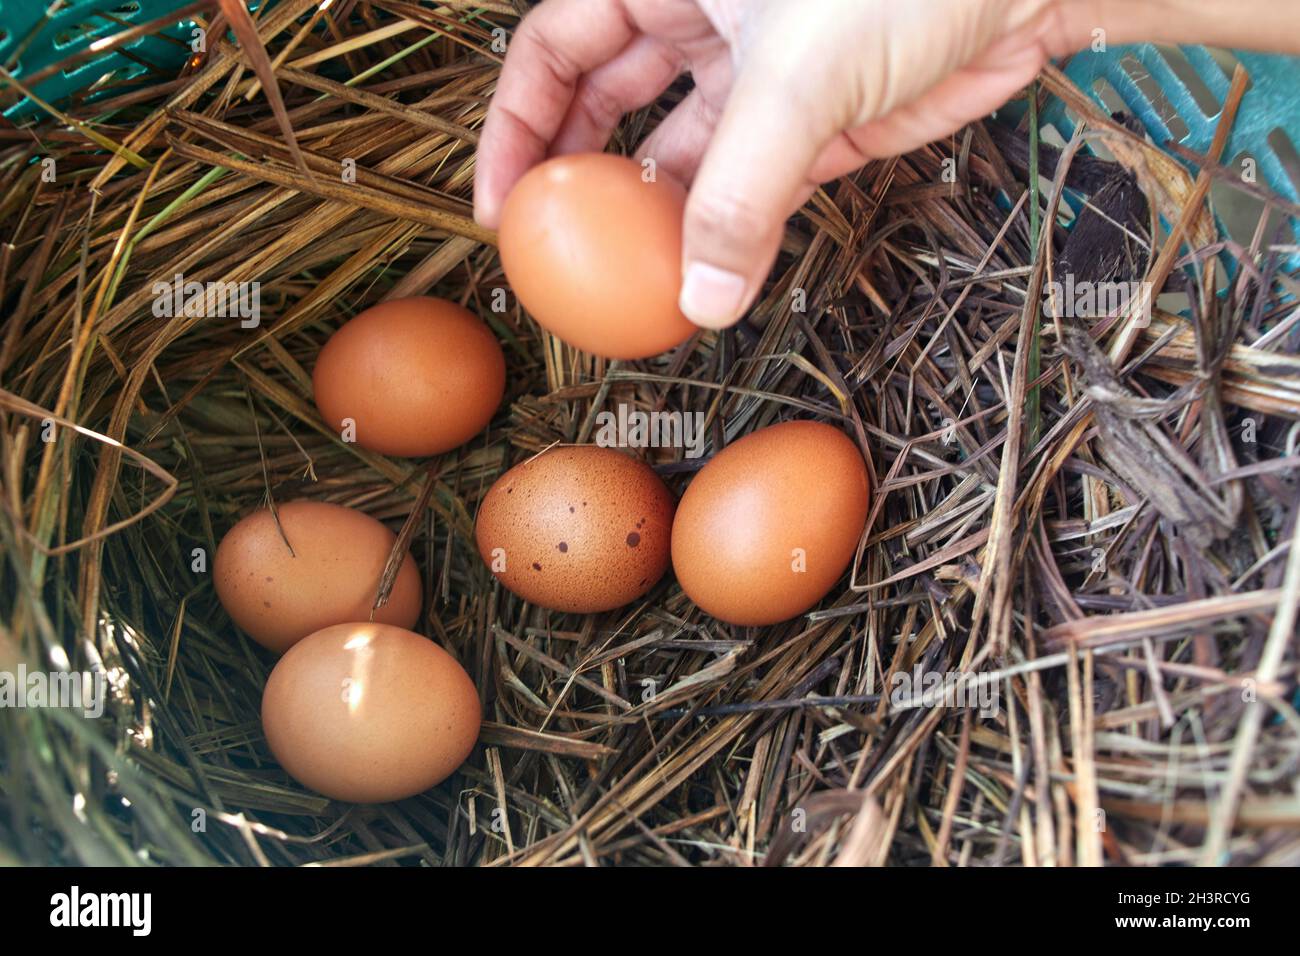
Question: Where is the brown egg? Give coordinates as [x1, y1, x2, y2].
[671, 421, 870, 626]
[475, 446, 675, 613]
[312, 296, 505, 457]
[214, 500, 421, 654]
[262, 622, 480, 803]
[497, 153, 696, 359]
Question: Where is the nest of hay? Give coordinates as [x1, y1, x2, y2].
[2, 2, 1299, 867]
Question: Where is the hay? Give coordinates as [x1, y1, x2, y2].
[2, 3, 1299, 867]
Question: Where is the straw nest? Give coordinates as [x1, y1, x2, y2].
[2, 1, 1299, 867]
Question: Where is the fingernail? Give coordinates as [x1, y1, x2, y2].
[679, 262, 747, 329]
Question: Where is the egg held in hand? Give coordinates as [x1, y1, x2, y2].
[214, 500, 421, 654]
[475, 445, 675, 613]
[670, 421, 871, 626]
[497, 153, 697, 360]
[261, 622, 480, 803]
[312, 295, 505, 457]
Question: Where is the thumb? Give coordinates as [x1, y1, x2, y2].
[676, 67, 830, 329]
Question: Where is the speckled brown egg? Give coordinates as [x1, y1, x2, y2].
[214, 500, 421, 654]
[262, 622, 480, 803]
[671, 420, 870, 626]
[474, 446, 675, 613]
[312, 296, 505, 457]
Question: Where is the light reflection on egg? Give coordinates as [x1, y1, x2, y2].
[261, 622, 480, 803]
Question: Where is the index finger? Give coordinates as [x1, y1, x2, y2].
[474, 0, 640, 227]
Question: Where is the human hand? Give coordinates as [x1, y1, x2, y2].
[473, 0, 1299, 332]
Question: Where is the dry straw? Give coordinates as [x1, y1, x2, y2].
[1, 1, 1298, 867]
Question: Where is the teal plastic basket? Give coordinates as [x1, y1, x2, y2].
[1057, 47, 1299, 205]
[0, 0, 274, 120]
[1045, 45, 1300, 273]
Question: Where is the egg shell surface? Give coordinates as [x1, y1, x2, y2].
[262, 622, 480, 803]
[214, 500, 421, 654]
[497, 153, 696, 359]
[312, 296, 505, 457]
[475, 445, 675, 613]
[670, 420, 870, 626]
